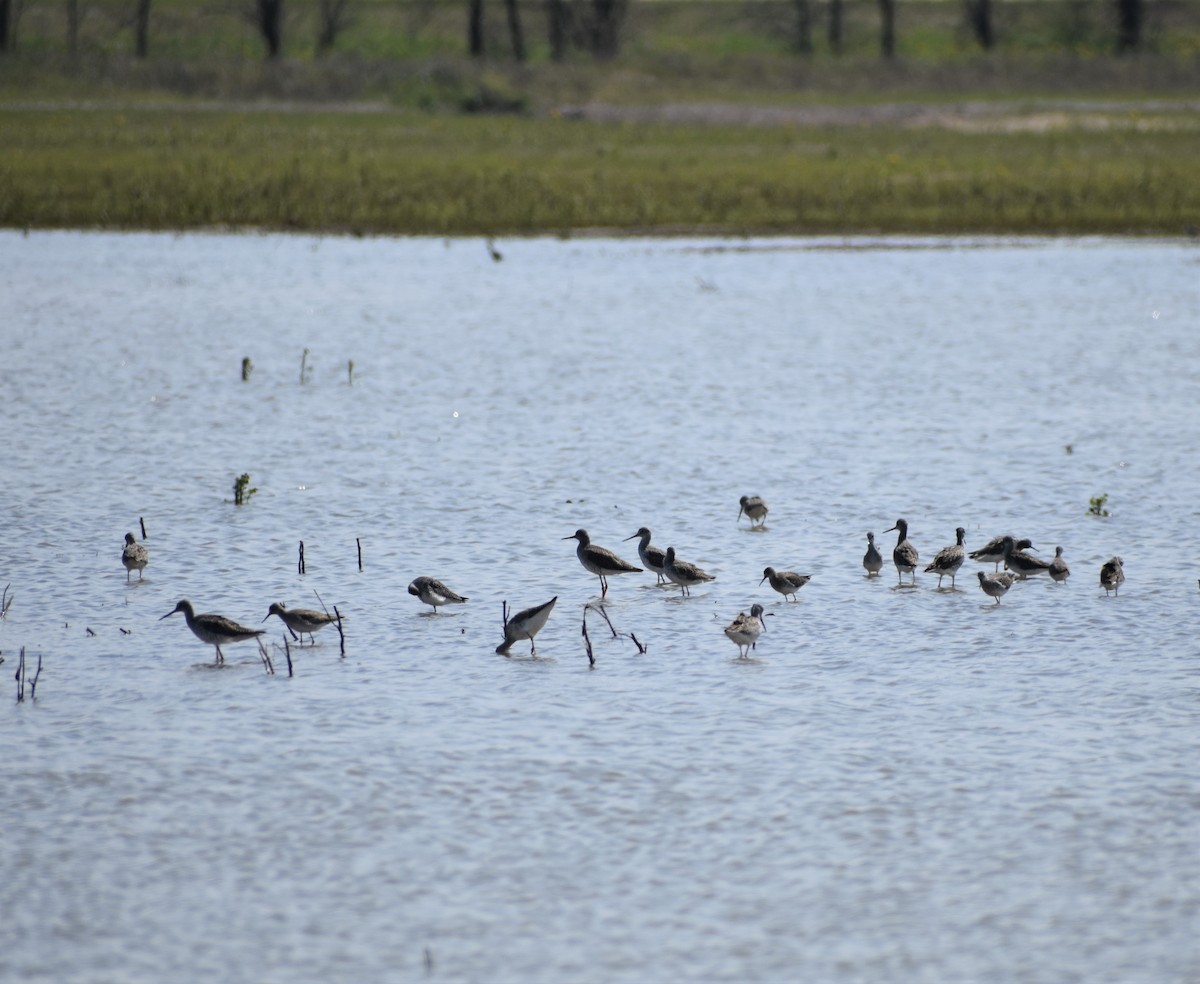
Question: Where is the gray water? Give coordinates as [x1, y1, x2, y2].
[1, 232, 1197, 983]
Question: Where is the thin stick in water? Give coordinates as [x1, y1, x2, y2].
[581, 609, 595, 668]
[258, 638, 275, 675]
[30, 654, 42, 699]
[139, 516, 147, 540]
[284, 636, 293, 677]
[356, 537, 363, 572]
[298, 541, 306, 575]
[590, 601, 619, 639]
[334, 605, 345, 657]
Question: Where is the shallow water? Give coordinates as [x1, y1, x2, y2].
[1, 232, 1198, 983]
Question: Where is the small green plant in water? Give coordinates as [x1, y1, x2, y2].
[233, 473, 258, 506]
[347, 359, 355, 385]
[241, 357, 254, 381]
[1088, 493, 1110, 517]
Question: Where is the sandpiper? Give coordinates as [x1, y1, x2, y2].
[161, 599, 264, 664]
[1100, 556, 1125, 596]
[263, 602, 338, 644]
[724, 604, 766, 658]
[663, 546, 715, 597]
[121, 532, 148, 582]
[884, 518, 919, 585]
[407, 576, 468, 612]
[1049, 546, 1071, 584]
[970, 535, 1036, 572]
[976, 570, 1017, 605]
[760, 567, 811, 602]
[624, 527, 667, 584]
[496, 596, 557, 656]
[925, 527, 966, 589]
[738, 495, 769, 528]
[564, 530, 642, 598]
[863, 532, 883, 577]
[1003, 537, 1052, 579]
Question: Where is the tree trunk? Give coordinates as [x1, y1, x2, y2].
[590, 0, 624, 58]
[827, 0, 843, 54]
[793, 0, 812, 54]
[547, 0, 567, 60]
[1, 0, 12, 51]
[316, 0, 349, 54]
[135, 0, 150, 57]
[257, 0, 283, 57]
[878, 0, 895, 58]
[503, 0, 525, 60]
[468, 0, 483, 56]
[965, 0, 993, 50]
[1115, 0, 1141, 51]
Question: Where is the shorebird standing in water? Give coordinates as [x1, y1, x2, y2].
[496, 596, 557, 656]
[925, 527, 966, 589]
[1100, 556, 1125, 596]
[970, 535, 1035, 572]
[760, 567, 811, 602]
[884, 518, 919, 585]
[663, 547, 715, 597]
[564, 530, 642, 598]
[407, 576, 468, 613]
[976, 570, 1017, 605]
[1049, 546, 1071, 584]
[263, 602, 338, 644]
[624, 527, 667, 584]
[738, 495, 769, 529]
[161, 600, 264, 664]
[121, 532, 148, 582]
[863, 532, 883, 577]
[1003, 537, 1053, 579]
[724, 604, 766, 658]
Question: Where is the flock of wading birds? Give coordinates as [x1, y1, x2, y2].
[128, 493, 1127, 665]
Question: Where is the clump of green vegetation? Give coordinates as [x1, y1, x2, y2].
[241, 356, 254, 381]
[233, 473, 258, 506]
[347, 359, 355, 385]
[1088, 493, 1110, 517]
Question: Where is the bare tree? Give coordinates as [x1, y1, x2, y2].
[965, 0, 994, 49]
[1115, 0, 1142, 51]
[793, 0, 812, 54]
[316, 0, 351, 53]
[468, 0, 483, 55]
[134, 0, 150, 57]
[879, 0, 895, 57]
[589, 0, 625, 58]
[547, 0, 568, 60]
[828, 0, 843, 54]
[257, 0, 282, 57]
[502, 0, 525, 60]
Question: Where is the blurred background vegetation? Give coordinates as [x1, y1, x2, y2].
[2, 0, 1197, 234]
[1, 0, 1198, 106]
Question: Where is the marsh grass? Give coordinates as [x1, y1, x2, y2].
[1, 106, 1198, 234]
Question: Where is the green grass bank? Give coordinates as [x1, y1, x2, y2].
[2, 103, 1198, 235]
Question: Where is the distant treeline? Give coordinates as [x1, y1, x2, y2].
[1, 0, 1194, 63]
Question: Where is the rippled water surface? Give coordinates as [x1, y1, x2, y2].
[1, 232, 1198, 983]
